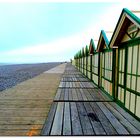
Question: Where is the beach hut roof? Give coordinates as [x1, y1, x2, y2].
[97, 30, 109, 52]
[89, 39, 96, 55]
[110, 8, 140, 48]
[82, 47, 85, 57]
[79, 50, 82, 58]
[85, 45, 89, 56]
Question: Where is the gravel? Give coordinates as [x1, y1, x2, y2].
[0, 62, 61, 91]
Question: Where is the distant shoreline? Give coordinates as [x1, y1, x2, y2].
[0, 62, 64, 66]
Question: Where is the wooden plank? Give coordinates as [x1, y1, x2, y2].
[76, 102, 94, 135]
[71, 88, 78, 101]
[103, 102, 140, 134]
[50, 102, 64, 135]
[0, 109, 47, 117]
[0, 117, 45, 125]
[97, 89, 112, 101]
[54, 89, 61, 101]
[0, 129, 41, 136]
[67, 82, 70, 88]
[79, 89, 88, 101]
[69, 82, 72, 88]
[60, 88, 64, 101]
[41, 102, 57, 135]
[88, 89, 100, 101]
[76, 89, 83, 101]
[0, 124, 42, 130]
[59, 82, 63, 88]
[82, 82, 87, 88]
[97, 102, 129, 135]
[79, 81, 84, 88]
[90, 102, 117, 135]
[80, 82, 84, 88]
[70, 102, 83, 135]
[65, 82, 68, 88]
[83, 89, 94, 101]
[64, 88, 69, 101]
[68, 89, 73, 101]
[109, 102, 140, 131]
[62, 82, 65, 87]
[88, 82, 95, 88]
[63, 102, 71, 135]
[70, 82, 73, 88]
[83, 102, 106, 135]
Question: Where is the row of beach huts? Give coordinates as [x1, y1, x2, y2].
[72, 8, 140, 120]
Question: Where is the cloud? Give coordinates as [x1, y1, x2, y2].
[1, 1, 140, 63]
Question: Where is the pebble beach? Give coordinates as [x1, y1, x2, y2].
[0, 62, 61, 91]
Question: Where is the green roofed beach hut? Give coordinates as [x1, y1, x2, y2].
[97, 30, 113, 98]
[109, 8, 140, 119]
[81, 47, 85, 74]
[87, 39, 95, 80]
[90, 39, 99, 86]
[84, 45, 89, 77]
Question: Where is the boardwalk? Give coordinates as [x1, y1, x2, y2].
[41, 63, 140, 136]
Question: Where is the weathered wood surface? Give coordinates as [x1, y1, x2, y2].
[54, 88, 112, 102]
[50, 102, 64, 135]
[59, 81, 97, 88]
[41, 102, 140, 136]
[42, 63, 140, 136]
[61, 77, 90, 82]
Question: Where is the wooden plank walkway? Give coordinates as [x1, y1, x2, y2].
[41, 63, 140, 136]
[54, 88, 112, 102]
[41, 102, 140, 135]
[61, 76, 90, 82]
[59, 81, 97, 88]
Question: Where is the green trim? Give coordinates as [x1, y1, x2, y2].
[127, 73, 140, 77]
[89, 38, 96, 55]
[135, 44, 140, 114]
[92, 65, 98, 68]
[112, 49, 116, 99]
[91, 72, 98, 76]
[102, 68, 112, 72]
[120, 37, 140, 47]
[124, 45, 128, 106]
[101, 76, 112, 83]
[97, 30, 110, 52]
[109, 8, 140, 47]
[123, 8, 140, 25]
[102, 30, 109, 47]
[85, 45, 89, 56]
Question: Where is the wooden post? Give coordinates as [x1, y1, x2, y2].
[114, 47, 118, 101]
[90, 54, 92, 81]
[99, 52, 102, 88]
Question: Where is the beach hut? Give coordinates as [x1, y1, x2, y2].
[79, 50, 82, 72]
[110, 8, 140, 119]
[81, 47, 85, 74]
[90, 40, 99, 86]
[97, 30, 113, 98]
[76, 51, 80, 70]
[87, 39, 96, 80]
[85, 45, 89, 77]
[75, 53, 79, 67]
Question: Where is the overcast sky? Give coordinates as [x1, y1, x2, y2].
[0, 0, 140, 63]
